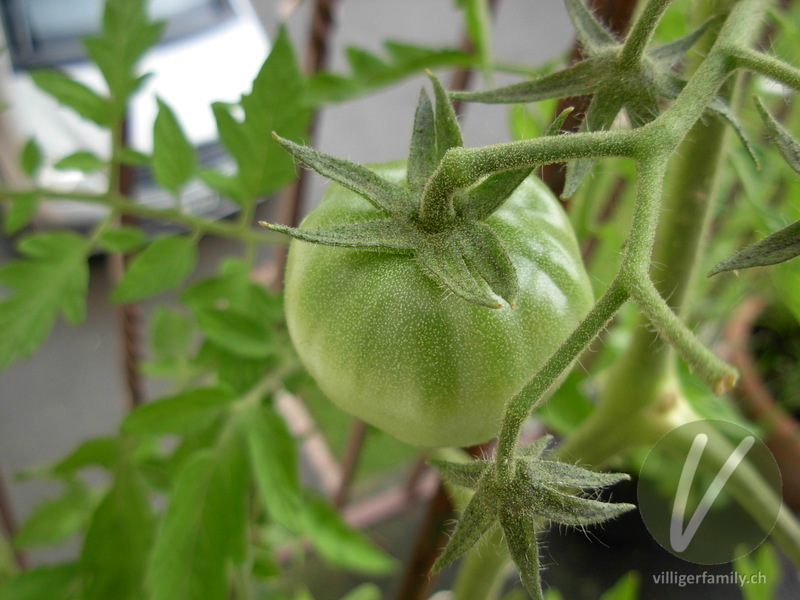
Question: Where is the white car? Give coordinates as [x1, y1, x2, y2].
[0, 0, 270, 229]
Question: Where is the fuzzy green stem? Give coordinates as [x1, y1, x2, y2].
[618, 0, 674, 69]
[495, 280, 629, 479]
[729, 46, 800, 91]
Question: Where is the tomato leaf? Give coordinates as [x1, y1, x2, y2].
[242, 402, 302, 531]
[0, 564, 80, 600]
[80, 461, 154, 600]
[709, 219, 800, 276]
[14, 480, 95, 549]
[96, 226, 147, 253]
[83, 0, 164, 109]
[195, 307, 279, 359]
[54, 151, 105, 173]
[456, 0, 493, 81]
[147, 438, 249, 600]
[212, 28, 311, 203]
[111, 235, 197, 303]
[339, 584, 381, 600]
[122, 387, 235, 435]
[3, 192, 39, 234]
[301, 495, 397, 575]
[30, 70, 113, 126]
[50, 437, 121, 477]
[0, 232, 88, 370]
[152, 98, 196, 194]
[20, 138, 42, 177]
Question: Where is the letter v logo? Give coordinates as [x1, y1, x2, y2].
[669, 433, 755, 552]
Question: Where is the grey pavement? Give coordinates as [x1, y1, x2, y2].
[0, 0, 571, 564]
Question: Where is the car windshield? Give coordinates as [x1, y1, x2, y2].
[1, 0, 232, 69]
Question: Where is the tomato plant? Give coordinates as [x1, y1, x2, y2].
[3, 1, 800, 599]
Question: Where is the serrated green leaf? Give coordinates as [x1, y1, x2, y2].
[81, 461, 154, 600]
[3, 192, 39, 234]
[122, 387, 235, 435]
[709, 219, 800, 276]
[111, 235, 197, 303]
[0, 564, 80, 600]
[243, 402, 302, 531]
[198, 168, 248, 204]
[30, 70, 112, 126]
[272, 135, 415, 216]
[54, 151, 105, 173]
[755, 96, 800, 175]
[152, 98, 196, 194]
[147, 436, 249, 600]
[213, 28, 311, 203]
[500, 510, 543, 600]
[119, 148, 150, 166]
[735, 543, 780, 600]
[20, 138, 42, 176]
[14, 480, 95, 549]
[83, 0, 164, 107]
[50, 437, 121, 477]
[302, 495, 397, 575]
[0, 231, 88, 369]
[96, 226, 147, 253]
[195, 306, 276, 359]
[145, 306, 195, 376]
[307, 42, 475, 105]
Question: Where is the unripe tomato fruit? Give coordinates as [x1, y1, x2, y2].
[284, 161, 593, 448]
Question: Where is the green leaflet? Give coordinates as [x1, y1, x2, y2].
[152, 98, 196, 194]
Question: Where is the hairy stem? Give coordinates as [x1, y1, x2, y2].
[729, 45, 800, 90]
[618, 0, 674, 69]
[495, 280, 629, 479]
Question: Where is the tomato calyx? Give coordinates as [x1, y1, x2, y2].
[430, 436, 635, 600]
[263, 74, 534, 309]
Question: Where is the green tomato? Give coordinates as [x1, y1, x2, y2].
[284, 161, 593, 448]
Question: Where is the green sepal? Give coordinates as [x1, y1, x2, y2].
[450, 58, 603, 104]
[708, 97, 760, 168]
[647, 16, 720, 68]
[547, 107, 574, 136]
[427, 458, 491, 490]
[432, 484, 498, 572]
[708, 219, 800, 277]
[754, 96, 800, 175]
[516, 435, 554, 459]
[564, 0, 616, 54]
[272, 133, 416, 216]
[454, 168, 533, 221]
[528, 482, 636, 527]
[417, 225, 518, 309]
[407, 89, 438, 192]
[527, 460, 631, 489]
[260, 219, 422, 251]
[562, 90, 623, 198]
[499, 510, 544, 600]
[428, 72, 463, 154]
